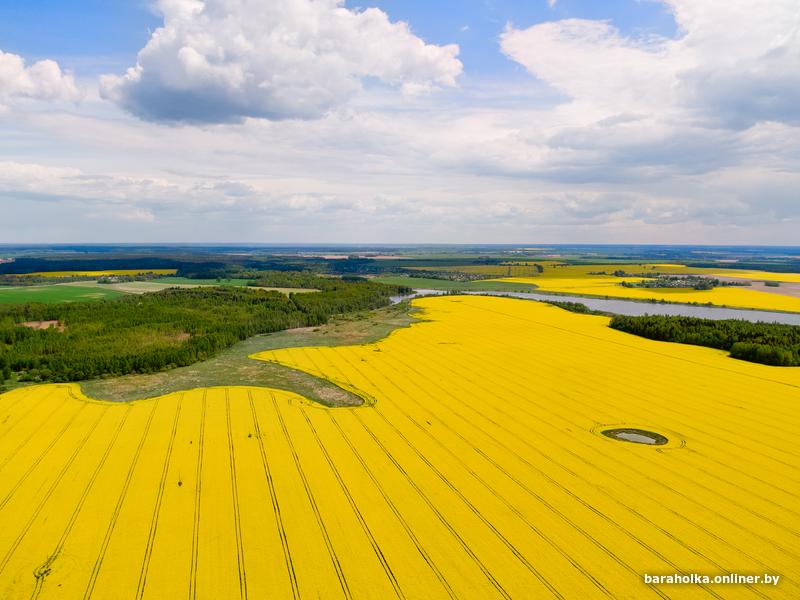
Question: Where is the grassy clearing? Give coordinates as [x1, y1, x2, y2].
[373, 275, 538, 292]
[67, 279, 316, 295]
[65, 281, 185, 294]
[152, 277, 254, 286]
[0, 284, 126, 305]
[80, 302, 417, 406]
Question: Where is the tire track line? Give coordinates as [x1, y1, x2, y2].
[136, 394, 183, 600]
[368, 345, 727, 599]
[0, 406, 107, 577]
[247, 391, 299, 600]
[188, 391, 207, 600]
[0, 393, 67, 477]
[31, 406, 131, 599]
[83, 399, 160, 600]
[225, 390, 247, 600]
[351, 410, 512, 600]
[326, 413, 457, 600]
[271, 393, 352, 600]
[305, 349, 576, 599]
[0, 403, 88, 514]
[300, 408, 404, 599]
[330, 349, 632, 600]
[0, 387, 57, 442]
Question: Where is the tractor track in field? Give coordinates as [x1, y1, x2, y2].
[136, 395, 183, 600]
[84, 400, 160, 600]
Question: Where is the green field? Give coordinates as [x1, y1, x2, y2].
[373, 275, 539, 292]
[0, 284, 126, 305]
[68, 279, 315, 296]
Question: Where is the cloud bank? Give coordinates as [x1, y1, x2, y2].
[101, 0, 462, 123]
[1, 0, 798, 243]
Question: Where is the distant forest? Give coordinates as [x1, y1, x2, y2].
[0, 254, 506, 280]
[0, 276, 408, 384]
[609, 315, 800, 366]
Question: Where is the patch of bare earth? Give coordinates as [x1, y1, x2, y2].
[250, 287, 319, 294]
[19, 320, 65, 331]
[716, 276, 800, 299]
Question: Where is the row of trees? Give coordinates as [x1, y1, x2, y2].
[251, 271, 411, 322]
[0, 274, 101, 287]
[544, 301, 600, 314]
[399, 269, 492, 281]
[0, 257, 189, 275]
[0, 278, 407, 384]
[621, 276, 720, 290]
[620, 275, 751, 290]
[609, 314, 800, 366]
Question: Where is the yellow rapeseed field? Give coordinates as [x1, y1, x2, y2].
[498, 275, 800, 313]
[463, 263, 800, 312]
[0, 296, 798, 599]
[22, 269, 178, 277]
[708, 270, 800, 283]
[442, 261, 800, 284]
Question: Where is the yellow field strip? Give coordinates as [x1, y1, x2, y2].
[431, 261, 800, 311]
[496, 276, 800, 313]
[21, 270, 178, 277]
[0, 295, 797, 599]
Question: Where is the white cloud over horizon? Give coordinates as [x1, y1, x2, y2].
[0, 0, 798, 244]
[100, 0, 462, 123]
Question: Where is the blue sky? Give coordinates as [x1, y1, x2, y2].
[355, 0, 677, 75]
[0, 1, 157, 71]
[1, 1, 677, 75]
[0, 0, 797, 243]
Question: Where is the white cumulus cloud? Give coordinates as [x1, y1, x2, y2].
[501, 0, 800, 128]
[0, 51, 80, 104]
[101, 0, 463, 123]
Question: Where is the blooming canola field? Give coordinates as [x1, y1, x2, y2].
[21, 269, 179, 277]
[499, 275, 800, 313]
[0, 295, 798, 599]
[478, 264, 800, 313]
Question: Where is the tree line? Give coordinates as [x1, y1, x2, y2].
[0, 274, 100, 287]
[544, 300, 605, 315]
[609, 314, 800, 366]
[0, 277, 407, 385]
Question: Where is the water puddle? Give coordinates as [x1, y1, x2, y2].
[601, 428, 668, 446]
